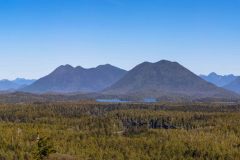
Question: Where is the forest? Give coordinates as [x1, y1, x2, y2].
[0, 101, 240, 159]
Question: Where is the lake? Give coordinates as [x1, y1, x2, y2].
[96, 99, 130, 103]
[96, 98, 157, 103]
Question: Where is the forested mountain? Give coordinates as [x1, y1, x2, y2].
[104, 60, 238, 100]
[200, 72, 237, 87]
[22, 64, 127, 93]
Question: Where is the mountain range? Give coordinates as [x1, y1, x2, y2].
[1, 60, 240, 102]
[22, 64, 127, 93]
[200, 72, 237, 87]
[0, 78, 35, 91]
[200, 73, 240, 94]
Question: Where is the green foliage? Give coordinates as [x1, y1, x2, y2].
[0, 102, 239, 159]
[33, 136, 56, 160]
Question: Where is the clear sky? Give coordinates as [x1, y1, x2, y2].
[0, 0, 240, 79]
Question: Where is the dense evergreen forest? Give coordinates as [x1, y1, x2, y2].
[0, 101, 240, 159]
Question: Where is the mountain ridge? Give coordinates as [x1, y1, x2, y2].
[200, 72, 237, 87]
[0, 78, 35, 91]
[22, 64, 127, 93]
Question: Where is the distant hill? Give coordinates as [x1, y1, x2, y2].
[104, 60, 238, 101]
[200, 72, 237, 87]
[0, 80, 19, 91]
[0, 78, 35, 91]
[13, 78, 36, 86]
[22, 64, 127, 93]
[224, 77, 240, 94]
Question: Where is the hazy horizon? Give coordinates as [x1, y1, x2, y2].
[1, 0, 240, 79]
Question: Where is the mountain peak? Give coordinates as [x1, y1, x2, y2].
[75, 66, 85, 70]
[105, 60, 237, 100]
[139, 60, 180, 68]
[97, 64, 114, 68]
[58, 64, 74, 69]
[53, 64, 75, 73]
[209, 72, 218, 76]
[156, 59, 175, 64]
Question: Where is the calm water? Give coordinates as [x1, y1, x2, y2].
[143, 98, 157, 103]
[96, 98, 157, 103]
[96, 99, 130, 103]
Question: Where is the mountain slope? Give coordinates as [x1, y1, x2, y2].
[104, 60, 237, 100]
[200, 72, 237, 87]
[22, 64, 127, 93]
[224, 77, 240, 94]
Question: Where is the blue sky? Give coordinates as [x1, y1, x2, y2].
[0, 0, 240, 79]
